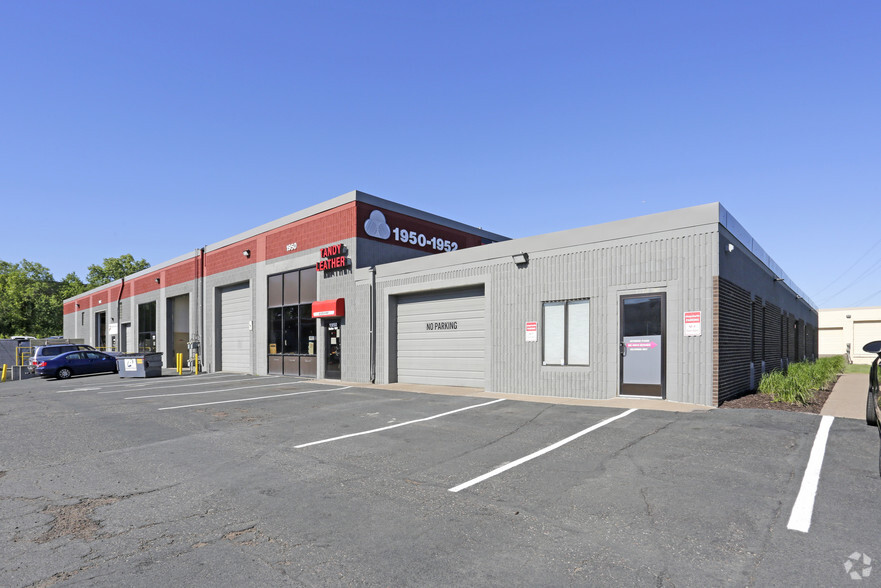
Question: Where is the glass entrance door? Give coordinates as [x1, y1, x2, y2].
[325, 322, 341, 379]
[620, 293, 666, 398]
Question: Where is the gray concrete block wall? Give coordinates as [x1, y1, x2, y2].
[372, 227, 717, 405]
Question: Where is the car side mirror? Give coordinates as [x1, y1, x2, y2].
[863, 341, 881, 354]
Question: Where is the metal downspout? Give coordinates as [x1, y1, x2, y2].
[199, 247, 205, 372]
[116, 277, 125, 352]
[369, 266, 376, 383]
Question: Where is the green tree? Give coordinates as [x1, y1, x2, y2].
[0, 256, 140, 338]
[0, 259, 61, 337]
[86, 254, 150, 289]
[57, 272, 87, 301]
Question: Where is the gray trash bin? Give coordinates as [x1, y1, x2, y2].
[116, 352, 163, 378]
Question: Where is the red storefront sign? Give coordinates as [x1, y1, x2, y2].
[316, 243, 349, 272]
[312, 298, 345, 318]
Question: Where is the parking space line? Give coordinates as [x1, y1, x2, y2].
[127, 380, 304, 400]
[156, 386, 351, 410]
[99, 375, 282, 394]
[449, 408, 638, 493]
[787, 415, 834, 533]
[55, 372, 243, 393]
[294, 398, 506, 449]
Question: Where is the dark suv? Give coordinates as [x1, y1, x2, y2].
[28, 344, 97, 373]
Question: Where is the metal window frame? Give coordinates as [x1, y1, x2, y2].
[541, 298, 590, 367]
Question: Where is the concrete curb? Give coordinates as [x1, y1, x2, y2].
[311, 379, 712, 413]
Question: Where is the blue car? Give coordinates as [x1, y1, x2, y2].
[36, 350, 119, 379]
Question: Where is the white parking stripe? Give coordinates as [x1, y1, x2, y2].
[295, 398, 506, 448]
[449, 408, 638, 493]
[126, 380, 300, 400]
[51, 372, 243, 393]
[787, 415, 834, 533]
[156, 386, 351, 410]
[99, 375, 282, 394]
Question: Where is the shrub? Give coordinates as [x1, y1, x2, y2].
[758, 356, 844, 405]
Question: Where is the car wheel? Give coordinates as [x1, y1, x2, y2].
[57, 367, 72, 380]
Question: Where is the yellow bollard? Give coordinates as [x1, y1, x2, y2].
[1, 364, 6, 383]
[177, 353, 183, 375]
[195, 353, 199, 375]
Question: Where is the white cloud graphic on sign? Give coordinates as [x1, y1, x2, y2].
[364, 210, 391, 239]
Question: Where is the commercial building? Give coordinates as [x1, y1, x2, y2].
[64, 190, 818, 406]
[819, 306, 881, 364]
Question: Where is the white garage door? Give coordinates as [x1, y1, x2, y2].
[854, 321, 881, 359]
[818, 327, 845, 356]
[219, 283, 251, 372]
[396, 286, 485, 388]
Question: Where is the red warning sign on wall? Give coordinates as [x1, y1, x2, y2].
[684, 311, 702, 337]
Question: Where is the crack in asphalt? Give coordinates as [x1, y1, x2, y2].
[417, 404, 556, 473]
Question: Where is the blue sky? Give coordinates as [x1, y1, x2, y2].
[2, 1, 879, 309]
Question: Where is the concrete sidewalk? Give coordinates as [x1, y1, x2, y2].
[314, 379, 712, 413]
[821, 372, 870, 420]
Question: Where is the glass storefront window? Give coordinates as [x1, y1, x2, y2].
[267, 268, 318, 376]
[268, 308, 283, 354]
[299, 304, 316, 356]
[268, 275, 284, 308]
[138, 301, 157, 352]
[283, 272, 300, 306]
[300, 270, 317, 303]
[283, 306, 299, 353]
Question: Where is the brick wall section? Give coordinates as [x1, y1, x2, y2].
[263, 204, 357, 264]
[205, 238, 259, 276]
[764, 302, 782, 371]
[66, 204, 359, 314]
[717, 277, 752, 403]
[163, 256, 201, 286]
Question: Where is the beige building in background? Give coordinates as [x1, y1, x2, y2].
[819, 306, 881, 364]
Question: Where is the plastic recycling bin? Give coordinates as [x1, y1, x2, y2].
[116, 352, 164, 378]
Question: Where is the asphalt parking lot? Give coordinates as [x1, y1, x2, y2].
[1, 373, 880, 586]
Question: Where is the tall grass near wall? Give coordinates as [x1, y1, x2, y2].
[758, 356, 846, 405]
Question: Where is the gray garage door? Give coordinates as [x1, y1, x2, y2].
[219, 282, 251, 372]
[396, 286, 485, 388]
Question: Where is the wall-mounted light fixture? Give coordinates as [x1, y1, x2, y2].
[243, 249, 251, 258]
[512, 252, 529, 266]
[75, 303, 80, 308]
[154, 277, 160, 284]
[846, 314, 852, 319]
[774, 277, 785, 282]
[795, 295, 802, 300]
[727, 244, 735, 253]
